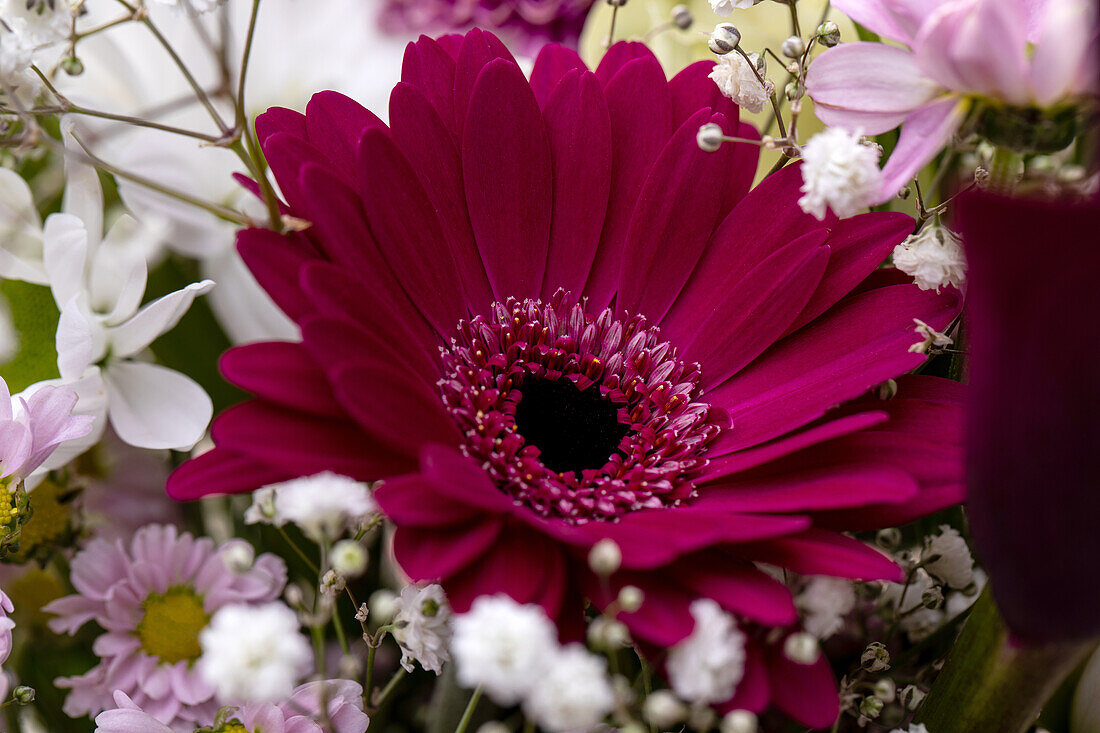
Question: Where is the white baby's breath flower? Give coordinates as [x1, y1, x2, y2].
[257, 472, 377, 542]
[0, 19, 36, 88]
[522, 644, 615, 732]
[881, 568, 935, 615]
[908, 319, 953, 354]
[198, 602, 313, 703]
[709, 0, 758, 16]
[709, 52, 773, 113]
[923, 525, 974, 589]
[451, 594, 559, 706]
[890, 725, 929, 733]
[0, 0, 72, 45]
[799, 127, 884, 219]
[667, 599, 747, 704]
[798, 576, 857, 640]
[393, 583, 452, 675]
[892, 224, 966, 292]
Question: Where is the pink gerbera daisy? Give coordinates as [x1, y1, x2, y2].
[44, 525, 288, 727]
[169, 31, 964, 726]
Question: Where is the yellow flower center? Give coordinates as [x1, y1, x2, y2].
[136, 588, 210, 665]
[211, 722, 251, 733]
[0, 477, 17, 528]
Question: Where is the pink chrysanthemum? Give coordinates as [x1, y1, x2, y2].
[44, 525, 287, 727]
[169, 31, 964, 726]
[94, 681, 369, 733]
[379, 0, 595, 53]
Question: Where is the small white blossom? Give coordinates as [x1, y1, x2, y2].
[198, 602, 313, 703]
[799, 127, 884, 219]
[721, 710, 759, 733]
[331, 539, 368, 578]
[393, 583, 452, 675]
[909, 319, 953, 354]
[893, 224, 966, 292]
[251, 471, 377, 542]
[923, 525, 974, 589]
[369, 588, 399, 625]
[0, 18, 35, 88]
[522, 644, 615, 732]
[709, 52, 773, 113]
[667, 599, 747, 704]
[709, 0, 757, 16]
[451, 594, 559, 706]
[0, 0, 71, 45]
[798, 576, 857, 640]
[643, 690, 686, 728]
[890, 725, 929, 733]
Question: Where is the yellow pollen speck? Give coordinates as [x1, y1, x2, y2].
[0, 478, 17, 528]
[212, 722, 251, 733]
[135, 588, 209, 665]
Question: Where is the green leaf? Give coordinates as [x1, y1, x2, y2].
[0, 279, 60, 393]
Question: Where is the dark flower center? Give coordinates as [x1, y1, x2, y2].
[438, 290, 720, 523]
[513, 377, 630, 476]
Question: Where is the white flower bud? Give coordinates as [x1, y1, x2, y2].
[708, 23, 741, 54]
[860, 695, 884, 719]
[588, 616, 631, 649]
[476, 723, 511, 733]
[899, 684, 926, 710]
[817, 20, 840, 47]
[644, 691, 687, 728]
[221, 541, 255, 573]
[320, 569, 346, 596]
[671, 4, 693, 29]
[781, 35, 806, 58]
[618, 585, 644, 613]
[369, 588, 399, 624]
[588, 538, 622, 575]
[876, 527, 903, 550]
[783, 632, 820, 665]
[873, 678, 896, 703]
[13, 686, 35, 704]
[921, 585, 945, 610]
[720, 710, 758, 733]
[861, 641, 891, 672]
[331, 539, 368, 578]
[697, 122, 726, 153]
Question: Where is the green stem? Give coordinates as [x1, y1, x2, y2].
[276, 526, 319, 574]
[371, 666, 409, 712]
[363, 643, 377, 703]
[454, 686, 483, 733]
[989, 146, 1022, 194]
[914, 588, 1097, 733]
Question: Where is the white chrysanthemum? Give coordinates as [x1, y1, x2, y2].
[451, 595, 559, 706]
[798, 127, 884, 219]
[393, 583, 452, 675]
[522, 644, 615, 732]
[198, 602, 313, 703]
[798, 576, 857, 640]
[709, 0, 758, 16]
[709, 52, 773, 114]
[892, 224, 966, 292]
[250, 472, 377, 541]
[923, 525, 974, 589]
[667, 599, 747, 704]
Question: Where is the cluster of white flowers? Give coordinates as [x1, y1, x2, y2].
[451, 595, 615, 732]
[198, 602, 313, 703]
[798, 576, 857, 640]
[666, 599, 748, 704]
[709, 52, 773, 114]
[893, 224, 967, 292]
[799, 127, 884, 220]
[923, 525, 975, 589]
[393, 583, 452, 675]
[245, 471, 377, 542]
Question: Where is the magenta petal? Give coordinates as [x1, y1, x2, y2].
[462, 58, 553, 300]
[389, 82, 494, 309]
[676, 558, 798, 626]
[737, 529, 904, 582]
[530, 44, 587, 108]
[260, 131, 326, 213]
[357, 128, 467, 336]
[254, 106, 307, 147]
[594, 41, 657, 86]
[541, 70, 611, 297]
[400, 35, 458, 131]
[584, 56, 672, 309]
[617, 110, 737, 322]
[444, 527, 566, 617]
[878, 98, 968, 203]
[723, 641, 770, 713]
[166, 448, 292, 501]
[453, 28, 517, 135]
[766, 643, 840, 729]
[698, 464, 919, 513]
[374, 475, 485, 527]
[300, 314, 438, 389]
[417, 446, 517, 514]
[327, 359, 461, 458]
[305, 91, 385, 182]
[294, 163, 378, 273]
[220, 343, 342, 417]
[236, 228, 317, 323]
[612, 573, 696, 648]
[393, 518, 503, 582]
[668, 60, 739, 130]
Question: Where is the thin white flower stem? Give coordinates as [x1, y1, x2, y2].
[454, 686, 483, 733]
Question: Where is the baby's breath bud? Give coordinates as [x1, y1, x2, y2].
[720, 709, 758, 733]
[671, 4, 693, 30]
[876, 527, 903, 550]
[369, 588, 399, 624]
[320, 569, 346, 596]
[284, 584, 305, 608]
[859, 695, 884, 719]
[618, 585, 644, 613]
[785, 81, 803, 101]
[619, 724, 647, 733]
[709, 23, 741, 54]
[60, 56, 84, 76]
[476, 723, 512, 733]
[643, 690, 686, 727]
[697, 122, 726, 153]
[781, 35, 806, 58]
[816, 20, 841, 47]
[12, 686, 35, 705]
[872, 678, 896, 703]
[605, 0, 628, 6]
[221, 542, 255, 573]
[588, 616, 631, 649]
[588, 538, 622, 575]
[899, 684, 926, 710]
[875, 379, 898, 401]
[861, 641, 891, 672]
[921, 585, 945, 610]
[331, 539, 368, 578]
[783, 632, 820, 665]
[897, 185, 912, 199]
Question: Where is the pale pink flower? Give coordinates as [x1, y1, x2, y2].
[1, 377, 94, 483]
[806, 0, 1097, 201]
[0, 589, 14, 699]
[94, 681, 370, 733]
[44, 524, 287, 728]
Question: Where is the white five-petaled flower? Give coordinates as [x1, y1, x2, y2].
[708, 0, 758, 17]
[522, 644, 615, 733]
[923, 525, 974, 589]
[666, 598, 748, 705]
[798, 576, 857, 640]
[245, 471, 377, 542]
[709, 52, 773, 114]
[892, 224, 966, 293]
[393, 583, 452, 675]
[798, 127, 884, 220]
[197, 602, 313, 704]
[451, 594, 559, 706]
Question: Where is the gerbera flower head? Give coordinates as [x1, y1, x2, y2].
[44, 524, 287, 727]
[169, 29, 964, 726]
